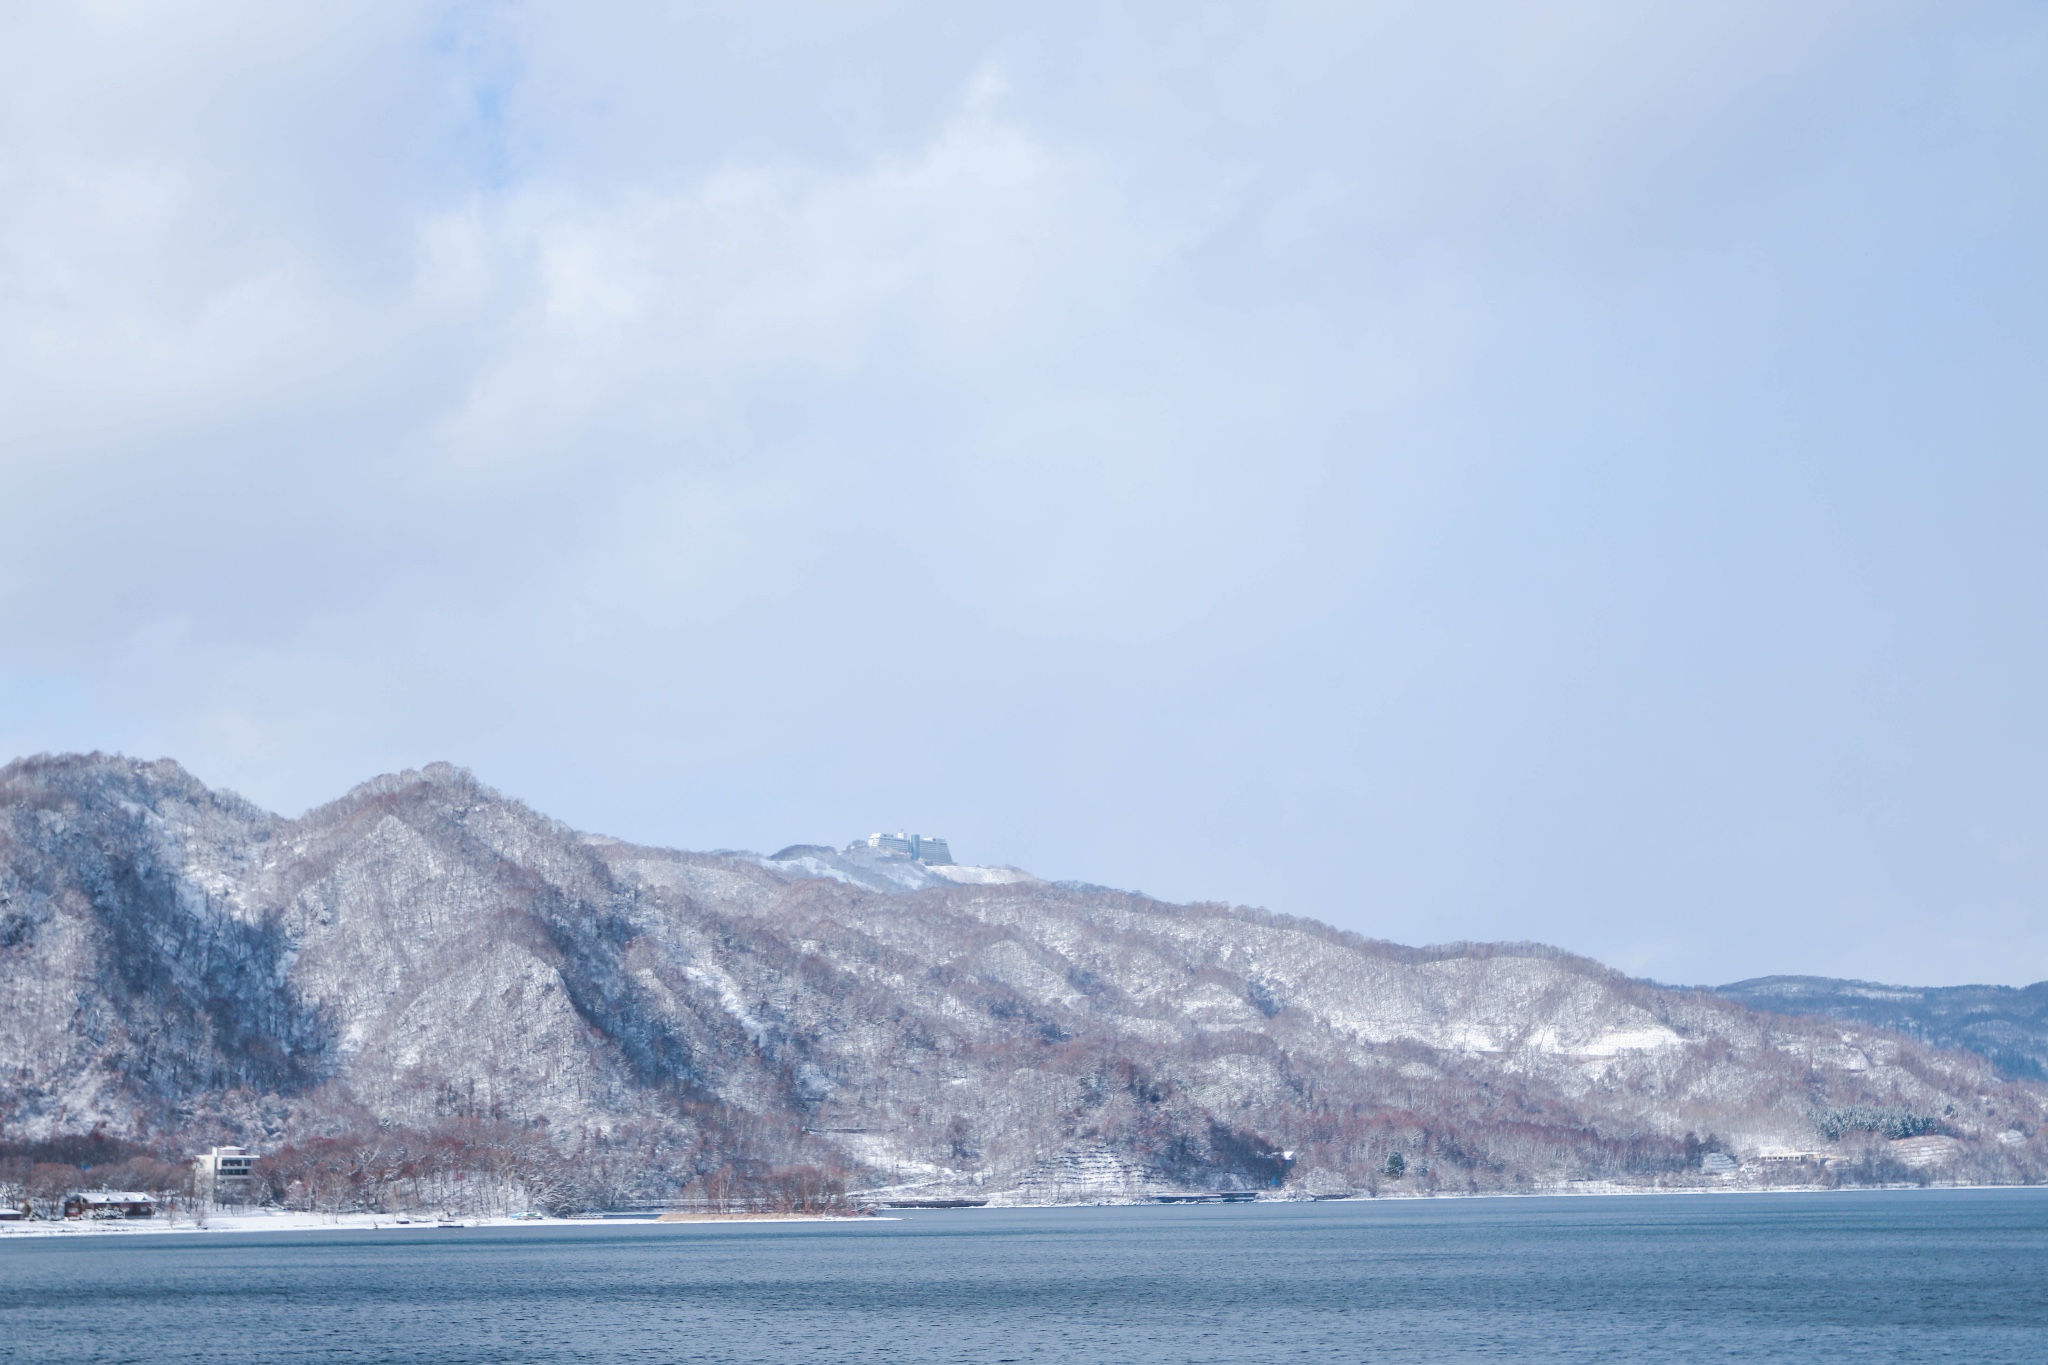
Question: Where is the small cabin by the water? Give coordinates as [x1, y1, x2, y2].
[1749, 1147, 1825, 1166]
[62, 1191, 157, 1219]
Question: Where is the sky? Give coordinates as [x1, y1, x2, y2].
[2, 2, 2045, 987]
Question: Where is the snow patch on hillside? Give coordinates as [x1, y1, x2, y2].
[1525, 1025, 1685, 1057]
[926, 864, 1037, 886]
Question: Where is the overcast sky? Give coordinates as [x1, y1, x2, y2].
[3, 2, 2044, 986]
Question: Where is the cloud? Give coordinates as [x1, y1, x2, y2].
[2, 1, 2045, 986]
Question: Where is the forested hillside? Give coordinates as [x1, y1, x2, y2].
[2, 754, 2042, 1213]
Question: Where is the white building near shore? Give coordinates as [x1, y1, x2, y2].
[193, 1146, 258, 1206]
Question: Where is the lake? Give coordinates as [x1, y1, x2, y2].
[4, 1190, 2046, 1362]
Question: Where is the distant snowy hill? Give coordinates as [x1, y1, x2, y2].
[2, 753, 2043, 1205]
[1715, 976, 2048, 1082]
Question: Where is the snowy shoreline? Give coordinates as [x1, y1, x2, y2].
[0, 1210, 884, 1239]
[4, 1182, 2035, 1241]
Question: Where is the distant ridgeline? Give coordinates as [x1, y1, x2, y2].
[1715, 977, 2048, 1081]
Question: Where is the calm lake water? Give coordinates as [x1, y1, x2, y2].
[4, 1190, 2046, 1363]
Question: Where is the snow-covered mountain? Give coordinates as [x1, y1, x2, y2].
[2, 753, 2042, 1203]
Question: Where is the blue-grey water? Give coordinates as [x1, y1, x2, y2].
[4, 1190, 2046, 1363]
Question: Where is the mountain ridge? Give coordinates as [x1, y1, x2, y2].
[2, 751, 2043, 1211]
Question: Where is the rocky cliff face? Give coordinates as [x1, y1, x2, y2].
[2, 753, 2043, 1202]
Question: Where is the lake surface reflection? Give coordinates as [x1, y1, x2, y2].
[4, 1190, 2046, 1363]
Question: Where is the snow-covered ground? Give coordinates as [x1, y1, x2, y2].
[0, 1210, 876, 1238]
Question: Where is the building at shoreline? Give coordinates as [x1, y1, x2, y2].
[62, 1191, 157, 1219]
[193, 1145, 257, 1205]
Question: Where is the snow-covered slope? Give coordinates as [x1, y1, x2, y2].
[2, 753, 2042, 1200]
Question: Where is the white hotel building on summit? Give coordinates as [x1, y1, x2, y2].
[858, 832, 954, 865]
